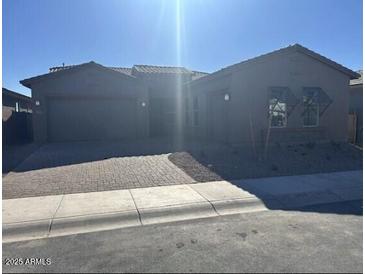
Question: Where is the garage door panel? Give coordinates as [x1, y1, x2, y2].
[47, 98, 136, 142]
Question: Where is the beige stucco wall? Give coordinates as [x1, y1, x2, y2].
[30, 65, 149, 143]
[188, 50, 351, 146]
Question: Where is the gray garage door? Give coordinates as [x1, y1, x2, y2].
[47, 98, 137, 142]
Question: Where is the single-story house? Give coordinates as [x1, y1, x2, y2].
[349, 70, 363, 146]
[20, 43, 359, 145]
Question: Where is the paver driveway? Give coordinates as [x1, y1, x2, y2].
[3, 141, 195, 199]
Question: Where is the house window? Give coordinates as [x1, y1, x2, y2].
[269, 90, 287, 128]
[193, 96, 199, 126]
[303, 89, 319, 127]
[15, 102, 19, 112]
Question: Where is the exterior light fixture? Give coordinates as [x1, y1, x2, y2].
[224, 94, 230, 101]
[141, 102, 146, 107]
[35, 100, 40, 106]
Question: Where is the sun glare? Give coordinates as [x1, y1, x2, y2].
[174, 0, 184, 149]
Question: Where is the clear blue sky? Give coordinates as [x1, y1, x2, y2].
[3, 0, 363, 96]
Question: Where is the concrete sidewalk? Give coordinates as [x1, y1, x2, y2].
[3, 170, 362, 243]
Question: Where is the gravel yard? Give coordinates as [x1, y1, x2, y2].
[169, 142, 363, 182]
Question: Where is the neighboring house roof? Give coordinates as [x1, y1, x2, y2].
[350, 70, 363, 86]
[190, 43, 360, 85]
[2, 88, 31, 102]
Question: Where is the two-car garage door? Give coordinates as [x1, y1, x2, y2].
[47, 98, 137, 142]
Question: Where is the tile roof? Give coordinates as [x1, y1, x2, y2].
[294, 44, 360, 79]
[49, 64, 200, 76]
[49, 64, 133, 76]
[191, 71, 209, 80]
[21, 62, 138, 88]
[190, 43, 360, 85]
[21, 62, 208, 88]
[108, 67, 133, 75]
[350, 70, 363, 86]
[49, 65, 78, 73]
[133, 65, 192, 74]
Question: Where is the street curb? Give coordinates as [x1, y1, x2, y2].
[2, 186, 362, 243]
[2, 199, 267, 243]
[3, 219, 51, 243]
[49, 210, 140, 237]
[211, 198, 277, 215]
[3, 193, 362, 243]
[138, 202, 218, 225]
[3, 196, 361, 243]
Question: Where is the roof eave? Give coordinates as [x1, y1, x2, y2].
[189, 44, 361, 86]
[19, 79, 31, 88]
[19, 62, 95, 89]
[294, 44, 360, 79]
[20, 61, 140, 89]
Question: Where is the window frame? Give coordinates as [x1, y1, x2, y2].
[302, 89, 320, 127]
[269, 90, 287, 128]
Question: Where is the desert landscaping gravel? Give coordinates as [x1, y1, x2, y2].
[169, 142, 362, 181]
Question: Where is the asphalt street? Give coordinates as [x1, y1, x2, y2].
[3, 200, 362, 273]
